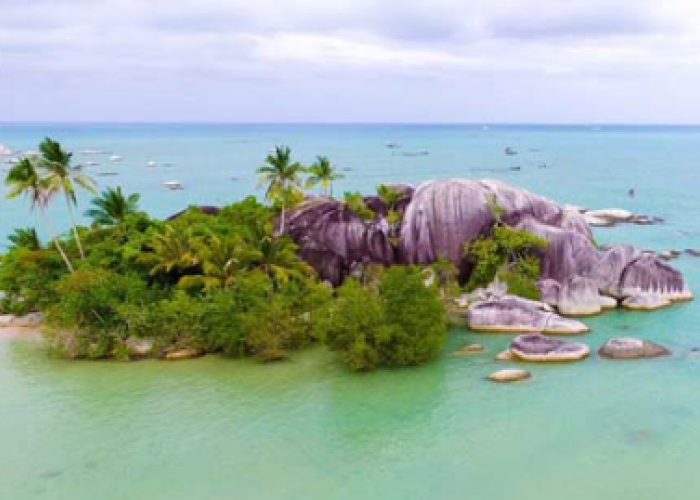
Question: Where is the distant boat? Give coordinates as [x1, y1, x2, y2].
[504, 147, 518, 156]
[386, 142, 401, 149]
[164, 181, 184, 190]
[0, 144, 12, 156]
[110, 155, 123, 162]
[80, 149, 106, 155]
[146, 161, 157, 167]
[85, 161, 99, 167]
[97, 172, 119, 177]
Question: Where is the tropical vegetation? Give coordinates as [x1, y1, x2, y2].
[1, 139, 548, 371]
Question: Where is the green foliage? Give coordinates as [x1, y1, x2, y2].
[325, 267, 446, 371]
[343, 191, 375, 221]
[0, 248, 65, 315]
[7, 227, 41, 251]
[86, 187, 142, 226]
[464, 225, 547, 299]
[306, 156, 343, 197]
[428, 255, 460, 299]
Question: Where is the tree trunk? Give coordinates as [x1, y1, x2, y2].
[280, 203, 286, 235]
[65, 192, 86, 259]
[42, 211, 75, 273]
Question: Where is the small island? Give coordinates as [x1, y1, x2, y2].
[1, 140, 693, 374]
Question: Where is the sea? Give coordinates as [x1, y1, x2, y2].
[1, 123, 700, 499]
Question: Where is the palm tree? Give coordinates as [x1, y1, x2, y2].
[145, 225, 199, 277]
[250, 226, 313, 285]
[376, 184, 403, 224]
[305, 156, 343, 197]
[257, 146, 305, 235]
[39, 137, 96, 259]
[7, 227, 41, 251]
[86, 186, 141, 226]
[179, 234, 260, 291]
[5, 158, 74, 272]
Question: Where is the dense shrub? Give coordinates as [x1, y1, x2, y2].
[0, 248, 66, 315]
[464, 225, 547, 300]
[325, 266, 446, 371]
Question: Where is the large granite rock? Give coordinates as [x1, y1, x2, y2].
[467, 297, 588, 335]
[598, 337, 671, 359]
[284, 179, 692, 303]
[557, 276, 602, 316]
[510, 334, 590, 362]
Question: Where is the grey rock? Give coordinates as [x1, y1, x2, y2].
[510, 334, 590, 362]
[598, 337, 671, 359]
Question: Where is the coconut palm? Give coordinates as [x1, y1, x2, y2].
[257, 146, 305, 235]
[250, 225, 313, 285]
[179, 234, 260, 291]
[305, 156, 343, 197]
[145, 225, 199, 277]
[5, 158, 74, 271]
[39, 137, 96, 259]
[7, 227, 41, 251]
[86, 186, 141, 226]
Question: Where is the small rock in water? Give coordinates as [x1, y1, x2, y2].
[452, 343, 485, 356]
[598, 337, 671, 359]
[685, 249, 700, 257]
[495, 349, 515, 361]
[510, 334, 590, 362]
[164, 348, 204, 361]
[488, 369, 531, 383]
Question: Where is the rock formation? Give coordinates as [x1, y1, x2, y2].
[598, 337, 671, 359]
[510, 334, 590, 362]
[283, 179, 692, 304]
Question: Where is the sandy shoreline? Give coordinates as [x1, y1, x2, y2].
[0, 327, 42, 339]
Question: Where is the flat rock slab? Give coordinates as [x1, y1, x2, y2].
[598, 337, 671, 359]
[467, 298, 589, 335]
[488, 369, 531, 383]
[510, 334, 590, 362]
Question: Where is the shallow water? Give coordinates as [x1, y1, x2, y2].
[1, 124, 700, 499]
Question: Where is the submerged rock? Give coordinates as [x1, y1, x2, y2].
[510, 334, 590, 362]
[488, 368, 531, 383]
[467, 297, 588, 335]
[164, 348, 204, 361]
[452, 344, 485, 356]
[496, 349, 516, 361]
[622, 294, 672, 311]
[598, 337, 671, 359]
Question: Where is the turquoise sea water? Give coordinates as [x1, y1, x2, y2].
[1, 124, 700, 499]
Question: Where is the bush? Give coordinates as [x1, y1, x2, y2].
[0, 248, 66, 315]
[464, 225, 546, 299]
[325, 267, 446, 371]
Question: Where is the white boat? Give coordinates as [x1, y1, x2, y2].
[110, 155, 123, 162]
[0, 144, 12, 156]
[85, 161, 99, 167]
[146, 161, 157, 167]
[80, 149, 106, 155]
[164, 181, 183, 190]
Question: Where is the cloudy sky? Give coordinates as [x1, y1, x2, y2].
[1, 0, 699, 123]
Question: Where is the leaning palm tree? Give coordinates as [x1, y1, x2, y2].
[86, 186, 141, 226]
[256, 146, 305, 235]
[5, 158, 74, 272]
[39, 137, 96, 259]
[7, 227, 41, 251]
[305, 156, 343, 197]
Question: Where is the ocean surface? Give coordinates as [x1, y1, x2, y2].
[1, 123, 700, 499]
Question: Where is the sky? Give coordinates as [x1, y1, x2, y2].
[1, 0, 699, 124]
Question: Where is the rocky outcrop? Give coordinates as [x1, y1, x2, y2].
[510, 334, 590, 362]
[164, 348, 204, 361]
[598, 337, 671, 359]
[467, 297, 588, 335]
[284, 179, 691, 303]
[488, 369, 531, 382]
[557, 276, 602, 316]
[125, 337, 155, 357]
